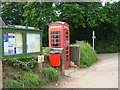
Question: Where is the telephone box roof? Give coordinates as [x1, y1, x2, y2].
[49, 21, 69, 26]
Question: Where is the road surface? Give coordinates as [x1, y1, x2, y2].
[42, 53, 118, 88]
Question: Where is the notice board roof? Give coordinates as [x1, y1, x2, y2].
[0, 25, 42, 31]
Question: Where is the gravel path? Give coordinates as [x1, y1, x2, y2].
[42, 53, 118, 88]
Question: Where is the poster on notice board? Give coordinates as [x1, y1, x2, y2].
[4, 32, 23, 56]
[27, 33, 40, 53]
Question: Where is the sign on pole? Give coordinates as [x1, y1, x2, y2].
[38, 55, 44, 63]
[92, 31, 96, 50]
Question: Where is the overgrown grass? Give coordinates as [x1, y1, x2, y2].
[72, 43, 98, 68]
[6, 67, 58, 88]
[42, 68, 58, 82]
[7, 72, 42, 88]
[42, 48, 50, 55]
[20, 72, 42, 88]
[7, 79, 21, 88]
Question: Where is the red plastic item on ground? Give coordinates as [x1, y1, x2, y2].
[49, 52, 61, 66]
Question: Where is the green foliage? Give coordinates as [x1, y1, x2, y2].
[20, 72, 42, 88]
[3, 56, 38, 71]
[72, 43, 98, 68]
[12, 59, 37, 71]
[3, 55, 38, 61]
[3, 67, 10, 72]
[42, 68, 58, 82]
[1, 2, 26, 25]
[22, 2, 57, 46]
[7, 79, 21, 88]
[7, 72, 42, 88]
[42, 48, 50, 54]
[95, 40, 119, 53]
[2, 2, 119, 52]
[58, 2, 104, 28]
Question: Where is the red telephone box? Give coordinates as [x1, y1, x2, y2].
[48, 22, 70, 67]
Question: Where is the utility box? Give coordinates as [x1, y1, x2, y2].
[70, 46, 80, 66]
[48, 22, 70, 67]
[0, 25, 42, 59]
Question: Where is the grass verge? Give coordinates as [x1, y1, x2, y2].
[6, 67, 58, 88]
[72, 42, 98, 68]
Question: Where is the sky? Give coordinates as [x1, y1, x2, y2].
[101, 0, 120, 6]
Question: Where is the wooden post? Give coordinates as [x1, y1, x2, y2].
[33, 55, 44, 73]
[78, 46, 80, 66]
[34, 62, 42, 73]
[61, 49, 65, 75]
[70, 46, 80, 66]
[0, 59, 3, 89]
[0, 22, 3, 89]
[37, 62, 42, 73]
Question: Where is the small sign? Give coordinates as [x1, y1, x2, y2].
[38, 55, 44, 63]
[49, 26, 62, 29]
[92, 36, 96, 39]
[76, 41, 84, 44]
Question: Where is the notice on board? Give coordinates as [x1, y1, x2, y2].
[27, 33, 40, 53]
[4, 32, 23, 56]
[38, 55, 44, 63]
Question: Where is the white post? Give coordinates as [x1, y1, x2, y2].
[92, 31, 96, 50]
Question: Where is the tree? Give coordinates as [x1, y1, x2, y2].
[1, 2, 25, 25]
[22, 2, 113, 45]
[55, 2, 107, 43]
[22, 2, 58, 46]
[2, 2, 119, 53]
[95, 1, 120, 53]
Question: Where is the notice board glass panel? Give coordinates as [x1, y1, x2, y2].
[27, 33, 40, 53]
[4, 32, 23, 56]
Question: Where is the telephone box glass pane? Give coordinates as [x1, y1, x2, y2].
[51, 35, 60, 38]
[52, 44, 59, 46]
[27, 33, 40, 53]
[51, 31, 60, 34]
[4, 32, 23, 56]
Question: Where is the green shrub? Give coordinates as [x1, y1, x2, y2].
[12, 59, 37, 71]
[7, 79, 21, 88]
[20, 72, 42, 88]
[3, 56, 38, 71]
[42, 68, 58, 82]
[42, 48, 50, 54]
[3, 55, 38, 61]
[95, 40, 119, 53]
[72, 43, 98, 68]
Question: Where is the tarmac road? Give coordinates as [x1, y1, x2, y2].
[42, 53, 118, 88]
